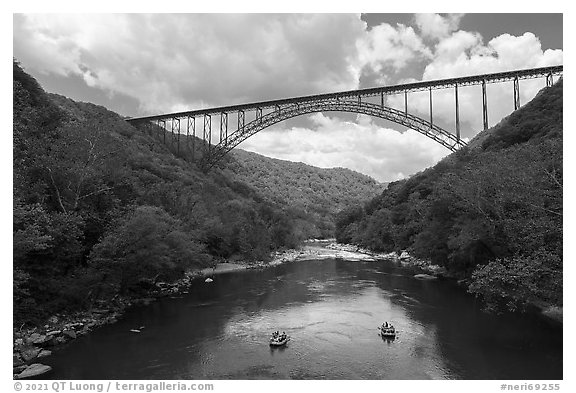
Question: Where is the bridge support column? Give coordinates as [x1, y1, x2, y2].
[220, 112, 228, 144]
[513, 76, 520, 110]
[455, 84, 460, 140]
[256, 107, 262, 123]
[429, 87, 433, 126]
[172, 117, 180, 154]
[203, 114, 211, 156]
[404, 90, 408, 115]
[187, 116, 195, 160]
[238, 110, 245, 134]
[482, 80, 488, 130]
[546, 72, 554, 87]
[160, 119, 166, 144]
[380, 92, 384, 107]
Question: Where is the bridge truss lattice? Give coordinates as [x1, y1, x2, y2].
[127, 65, 563, 170]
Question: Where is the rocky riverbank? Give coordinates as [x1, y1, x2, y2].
[321, 242, 448, 278]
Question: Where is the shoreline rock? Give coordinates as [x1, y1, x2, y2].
[15, 363, 52, 379]
[414, 273, 438, 280]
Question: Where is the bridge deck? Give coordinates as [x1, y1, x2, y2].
[126, 65, 562, 122]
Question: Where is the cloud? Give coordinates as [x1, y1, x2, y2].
[356, 22, 432, 79]
[425, 32, 562, 78]
[13, 14, 450, 116]
[14, 14, 367, 114]
[238, 113, 449, 183]
[414, 13, 464, 40]
[388, 30, 563, 136]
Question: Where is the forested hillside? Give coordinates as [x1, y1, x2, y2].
[13, 61, 304, 325]
[336, 80, 563, 313]
[13, 60, 387, 326]
[223, 149, 383, 237]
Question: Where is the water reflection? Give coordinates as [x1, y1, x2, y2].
[45, 259, 562, 380]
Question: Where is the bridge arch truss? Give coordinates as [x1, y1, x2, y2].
[201, 99, 465, 170]
[127, 65, 563, 170]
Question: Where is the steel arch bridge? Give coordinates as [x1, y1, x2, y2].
[126, 65, 563, 170]
[202, 100, 465, 169]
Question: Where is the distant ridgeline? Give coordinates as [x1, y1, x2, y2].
[12, 60, 381, 325]
[223, 149, 384, 237]
[336, 79, 563, 314]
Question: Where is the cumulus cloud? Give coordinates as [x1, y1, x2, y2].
[14, 14, 366, 114]
[13, 14, 448, 115]
[356, 22, 432, 78]
[414, 13, 464, 40]
[388, 30, 563, 135]
[425, 32, 562, 79]
[238, 113, 449, 182]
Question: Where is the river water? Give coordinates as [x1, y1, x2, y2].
[45, 258, 562, 379]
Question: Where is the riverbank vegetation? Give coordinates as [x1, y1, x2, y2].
[13, 61, 379, 326]
[335, 80, 563, 314]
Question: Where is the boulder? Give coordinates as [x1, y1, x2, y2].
[36, 336, 56, 348]
[26, 333, 43, 345]
[414, 274, 438, 280]
[67, 322, 84, 330]
[63, 330, 77, 340]
[20, 347, 41, 362]
[399, 251, 411, 260]
[28, 333, 54, 347]
[16, 363, 52, 379]
[37, 350, 52, 358]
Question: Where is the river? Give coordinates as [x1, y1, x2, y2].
[44, 257, 562, 379]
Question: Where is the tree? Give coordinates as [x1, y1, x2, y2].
[42, 121, 124, 214]
[468, 250, 562, 313]
[89, 206, 211, 294]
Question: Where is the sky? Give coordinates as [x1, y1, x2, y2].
[12, 13, 563, 182]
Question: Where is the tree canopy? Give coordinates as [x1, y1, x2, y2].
[335, 80, 563, 313]
[13, 60, 382, 325]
